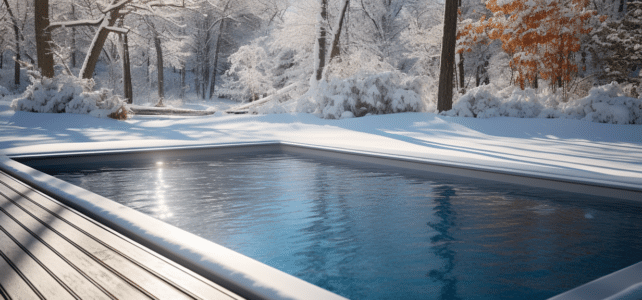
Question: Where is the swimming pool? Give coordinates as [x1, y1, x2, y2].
[23, 149, 642, 300]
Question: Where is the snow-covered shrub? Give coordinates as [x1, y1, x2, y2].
[11, 71, 130, 119]
[446, 84, 550, 118]
[560, 82, 642, 124]
[302, 71, 427, 119]
[444, 82, 642, 124]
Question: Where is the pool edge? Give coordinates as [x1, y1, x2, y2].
[547, 261, 642, 300]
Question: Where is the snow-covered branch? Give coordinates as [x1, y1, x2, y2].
[49, 18, 105, 30]
[104, 26, 129, 34]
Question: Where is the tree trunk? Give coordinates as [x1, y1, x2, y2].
[3, 0, 20, 86]
[122, 33, 133, 104]
[209, 19, 225, 99]
[71, 4, 76, 68]
[329, 0, 350, 61]
[180, 63, 186, 100]
[153, 35, 165, 102]
[532, 69, 538, 89]
[35, 0, 55, 78]
[0, 51, 3, 69]
[194, 68, 200, 98]
[458, 53, 465, 93]
[437, 0, 458, 112]
[14, 41, 20, 87]
[311, 0, 328, 86]
[201, 28, 211, 99]
[476, 65, 480, 87]
[619, 0, 625, 12]
[145, 51, 150, 84]
[79, 9, 120, 79]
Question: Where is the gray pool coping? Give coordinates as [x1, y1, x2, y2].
[2, 140, 642, 299]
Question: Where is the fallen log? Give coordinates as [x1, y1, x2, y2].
[225, 83, 300, 114]
[130, 105, 216, 116]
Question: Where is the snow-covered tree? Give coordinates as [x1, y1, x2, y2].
[591, 0, 642, 86]
[224, 42, 273, 102]
[48, 0, 191, 80]
[399, 0, 443, 76]
[1, 0, 30, 87]
[461, 0, 600, 93]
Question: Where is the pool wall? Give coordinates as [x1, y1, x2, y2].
[2, 141, 641, 300]
[279, 142, 642, 202]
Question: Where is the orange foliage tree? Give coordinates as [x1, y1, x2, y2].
[458, 0, 601, 91]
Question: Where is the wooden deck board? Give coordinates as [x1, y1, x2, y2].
[0, 171, 243, 300]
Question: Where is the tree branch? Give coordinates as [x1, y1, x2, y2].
[49, 17, 105, 30]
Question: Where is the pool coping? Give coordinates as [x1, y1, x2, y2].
[1, 141, 641, 300]
[10, 141, 642, 202]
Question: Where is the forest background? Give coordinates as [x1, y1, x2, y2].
[1, 0, 641, 123]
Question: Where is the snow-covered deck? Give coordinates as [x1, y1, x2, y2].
[0, 170, 242, 300]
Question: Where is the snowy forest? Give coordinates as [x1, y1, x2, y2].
[1, 0, 641, 123]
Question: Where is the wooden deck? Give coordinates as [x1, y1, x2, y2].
[0, 170, 243, 300]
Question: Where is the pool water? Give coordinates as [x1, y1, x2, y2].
[43, 153, 642, 300]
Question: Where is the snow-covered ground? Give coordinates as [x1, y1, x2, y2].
[1, 96, 641, 190]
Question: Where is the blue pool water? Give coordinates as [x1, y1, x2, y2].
[41, 152, 642, 300]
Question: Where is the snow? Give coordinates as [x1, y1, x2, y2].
[0, 87, 641, 300]
[1, 96, 640, 189]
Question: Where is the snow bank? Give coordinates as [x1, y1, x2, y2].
[445, 82, 642, 124]
[11, 72, 130, 119]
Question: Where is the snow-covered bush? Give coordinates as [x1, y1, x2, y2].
[11, 71, 130, 119]
[444, 82, 642, 124]
[560, 83, 642, 124]
[445, 84, 550, 118]
[268, 71, 428, 119]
